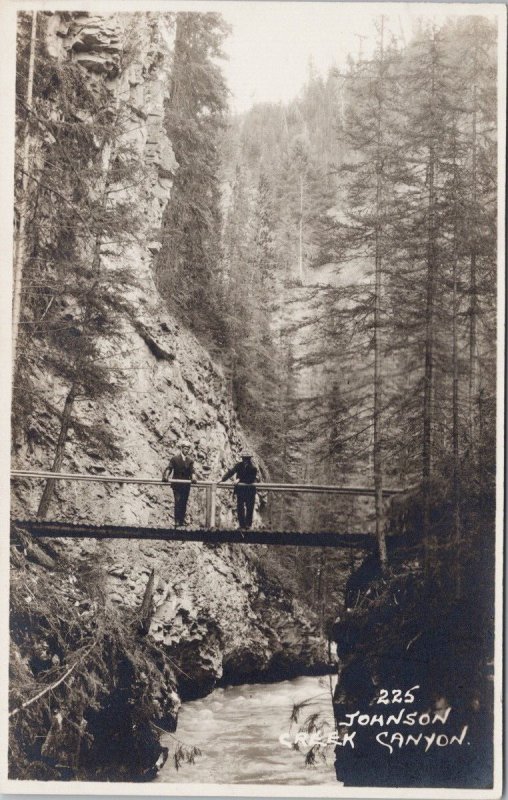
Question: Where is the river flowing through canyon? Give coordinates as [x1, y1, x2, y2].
[157, 675, 339, 785]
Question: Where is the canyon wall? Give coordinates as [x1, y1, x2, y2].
[10, 12, 332, 779]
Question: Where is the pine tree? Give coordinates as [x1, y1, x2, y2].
[12, 10, 37, 365]
[13, 13, 145, 518]
[157, 12, 229, 347]
[324, 18, 402, 570]
[446, 17, 497, 468]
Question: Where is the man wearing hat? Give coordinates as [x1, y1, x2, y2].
[221, 453, 258, 530]
[163, 440, 195, 527]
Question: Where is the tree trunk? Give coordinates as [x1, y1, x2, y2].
[36, 112, 116, 522]
[298, 174, 304, 284]
[138, 569, 156, 635]
[37, 382, 77, 520]
[320, 548, 327, 632]
[12, 10, 37, 367]
[451, 136, 462, 599]
[373, 15, 388, 574]
[279, 340, 292, 529]
[315, 548, 326, 631]
[469, 69, 479, 456]
[422, 36, 438, 575]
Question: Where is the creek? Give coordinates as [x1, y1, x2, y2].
[156, 674, 339, 785]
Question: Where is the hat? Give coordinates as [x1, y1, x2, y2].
[181, 440, 191, 448]
[241, 452, 252, 459]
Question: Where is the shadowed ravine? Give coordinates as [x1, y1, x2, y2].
[10, 7, 498, 790]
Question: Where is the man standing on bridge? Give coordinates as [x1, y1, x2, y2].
[221, 453, 258, 530]
[163, 440, 196, 527]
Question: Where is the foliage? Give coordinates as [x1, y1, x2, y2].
[173, 743, 202, 771]
[329, 469, 495, 787]
[9, 530, 180, 780]
[13, 13, 157, 520]
[12, 12, 498, 785]
[217, 13, 497, 643]
[13, 13, 145, 473]
[156, 12, 230, 348]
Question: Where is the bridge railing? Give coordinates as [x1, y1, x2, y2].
[10, 469, 407, 530]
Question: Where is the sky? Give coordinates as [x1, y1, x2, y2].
[215, 2, 501, 113]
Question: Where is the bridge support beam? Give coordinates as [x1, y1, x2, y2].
[13, 520, 378, 549]
[205, 484, 217, 529]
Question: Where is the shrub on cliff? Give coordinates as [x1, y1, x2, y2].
[331, 482, 495, 788]
[9, 530, 179, 781]
[14, 12, 147, 519]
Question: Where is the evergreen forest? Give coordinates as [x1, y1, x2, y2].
[11, 9, 499, 788]
[154, 12, 498, 606]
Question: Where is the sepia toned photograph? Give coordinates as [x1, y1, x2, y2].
[3, 1, 505, 795]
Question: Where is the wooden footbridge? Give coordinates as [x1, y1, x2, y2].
[11, 469, 407, 549]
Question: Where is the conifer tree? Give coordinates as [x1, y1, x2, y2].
[13, 14, 146, 518]
[446, 17, 497, 466]
[157, 12, 229, 347]
[325, 18, 402, 570]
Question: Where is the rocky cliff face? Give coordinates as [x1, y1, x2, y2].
[104, 538, 331, 699]
[13, 12, 248, 530]
[11, 12, 331, 752]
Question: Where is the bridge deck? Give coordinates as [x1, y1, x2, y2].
[13, 520, 377, 548]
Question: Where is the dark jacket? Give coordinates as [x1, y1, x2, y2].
[222, 460, 258, 486]
[164, 454, 194, 481]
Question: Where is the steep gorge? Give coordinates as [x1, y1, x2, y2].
[10, 12, 333, 780]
